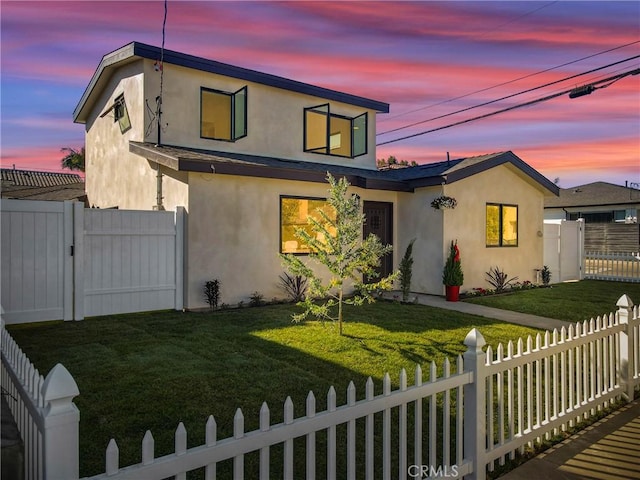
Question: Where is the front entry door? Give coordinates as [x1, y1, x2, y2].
[363, 201, 393, 281]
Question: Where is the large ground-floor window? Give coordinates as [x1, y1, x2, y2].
[280, 196, 336, 254]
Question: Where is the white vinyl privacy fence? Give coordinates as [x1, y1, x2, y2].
[543, 220, 584, 283]
[1, 199, 184, 324]
[2, 295, 639, 480]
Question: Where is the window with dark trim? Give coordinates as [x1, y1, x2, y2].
[280, 196, 336, 254]
[100, 94, 131, 134]
[486, 203, 518, 247]
[304, 103, 367, 158]
[200, 86, 247, 141]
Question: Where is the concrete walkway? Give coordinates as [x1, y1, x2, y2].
[389, 291, 574, 331]
[401, 292, 640, 480]
[500, 400, 640, 480]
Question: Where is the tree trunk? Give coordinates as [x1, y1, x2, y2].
[338, 288, 344, 336]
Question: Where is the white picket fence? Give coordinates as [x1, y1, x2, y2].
[2, 296, 639, 480]
[0, 199, 184, 323]
[584, 251, 640, 282]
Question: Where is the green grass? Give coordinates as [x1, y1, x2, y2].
[7, 279, 637, 478]
[8, 301, 542, 478]
[464, 279, 640, 322]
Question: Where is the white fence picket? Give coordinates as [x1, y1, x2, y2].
[1, 296, 639, 480]
[585, 251, 640, 282]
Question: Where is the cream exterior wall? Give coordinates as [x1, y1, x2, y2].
[141, 60, 379, 170]
[83, 62, 189, 210]
[185, 173, 398, 308]
[441, 165, 547, 292]
[396, 187, 445, 295]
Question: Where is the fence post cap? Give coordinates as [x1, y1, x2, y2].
[464, 328, 486, 352]
[42, 363, 79, 415]
[616, 294, 634, 309]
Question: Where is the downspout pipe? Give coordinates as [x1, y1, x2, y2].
[155, 163, 164, 211]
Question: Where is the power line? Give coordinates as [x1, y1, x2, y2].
[378, 54, 640, 137]
[376, 68, 640, 147]
[380, 40, 640, 123]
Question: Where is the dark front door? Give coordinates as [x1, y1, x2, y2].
[363, 201, 393, 280]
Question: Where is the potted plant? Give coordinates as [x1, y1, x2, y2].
[442, 240, 464, 301]
[430, 195, 457, 210]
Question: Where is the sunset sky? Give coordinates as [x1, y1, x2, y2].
[1, 0, 638, 188]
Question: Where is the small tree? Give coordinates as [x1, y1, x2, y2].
[442, 240, 464, 286]
[280, 173, 397, 335]
[399, 239, 415, 302]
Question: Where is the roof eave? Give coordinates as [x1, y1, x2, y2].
[444, 151, 560, 196]
[74, 42, 390, 123]
[129, 142, 411, 192]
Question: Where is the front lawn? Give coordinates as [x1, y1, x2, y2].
[464, 279, 640, 322]
[8, 301, 542, 478]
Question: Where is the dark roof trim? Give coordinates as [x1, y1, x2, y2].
[129, 143, 560, 195]
[445, 151, 559, 196]
[74, 42, 389, 123]
[129, 142, 412, 192]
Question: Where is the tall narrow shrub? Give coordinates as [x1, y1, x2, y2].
[399, 239, 415, 302]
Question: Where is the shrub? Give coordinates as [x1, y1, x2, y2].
[204, 279, 221, 310]
[249, 291, 265, 307]
[442, 240, 464, 286]
[541, 265, 552, 285]
[278, 272, 308, 303]
[399, 239, 415, 302]
[485, 267, 518, 293]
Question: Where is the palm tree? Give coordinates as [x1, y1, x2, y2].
[60, 147, 85, 172]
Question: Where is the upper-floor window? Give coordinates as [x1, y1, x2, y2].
[100, 93, 130, 134]
[304, 104, 367, 158]
[486, 203, 518, 247]
[200, 86, 247, 141]
[113, 94, 131, 134]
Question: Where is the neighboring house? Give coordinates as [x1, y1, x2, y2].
[73, 42, 559, 309]
[545, 181, 640, 253]
[1, 168, 87, 204]
[544, 181, 640, 223]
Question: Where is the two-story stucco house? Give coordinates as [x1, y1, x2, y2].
[73, 42, 559, 309]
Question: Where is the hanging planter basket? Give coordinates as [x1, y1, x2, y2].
[431, 195, 457, 210]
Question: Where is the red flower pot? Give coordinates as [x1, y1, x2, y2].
[445, 285, 460, 302]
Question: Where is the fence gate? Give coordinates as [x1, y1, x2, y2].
[78, 208, 182, 318]
[543, 220, 584, 283]
[0, 200, 74, 323]
[0, 200, 184, 324]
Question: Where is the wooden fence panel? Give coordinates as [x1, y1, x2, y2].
[584, 223, 640, 253]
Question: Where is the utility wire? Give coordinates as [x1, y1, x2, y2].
[376, 68, 639, 147]
[378, 54, 640, 136]
[380, 40, 640, 123]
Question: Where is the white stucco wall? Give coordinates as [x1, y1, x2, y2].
[142, 60, 380, 170]
[185, 173, 398, 308]
[442, 165, 548, 292]
[396, 187, 445, 295]
[84, 62, 189, 210]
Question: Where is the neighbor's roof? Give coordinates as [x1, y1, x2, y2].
[1, 168, 86, 202]
[544, 181, 640, 208]
[1, 168, 83, 187]
[74, 42, 390, 123]
[129, 143, 559, 195]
